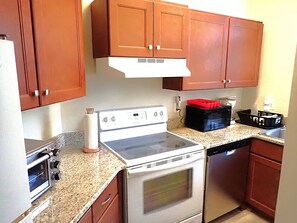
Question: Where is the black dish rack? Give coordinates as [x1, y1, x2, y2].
[236, 109, 283, 129]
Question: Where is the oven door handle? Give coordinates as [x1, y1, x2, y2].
[127, 152, 204, 176]
[27, 152, 52, 170]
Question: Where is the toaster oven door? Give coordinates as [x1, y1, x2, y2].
[27, 154, 51, 201]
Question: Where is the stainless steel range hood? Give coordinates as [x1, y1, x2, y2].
[97, 57, 191, 78]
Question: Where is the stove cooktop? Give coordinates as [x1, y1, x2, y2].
[103, 132, 203, 167]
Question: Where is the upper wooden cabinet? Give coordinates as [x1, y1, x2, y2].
[0, 0, 85, 110]
[91, 0, 189, 58]
[226, 18, 263, 88]
[0, 0, 39, 109]
[163, 10, 263, 91]
[31, 0, 85, 106]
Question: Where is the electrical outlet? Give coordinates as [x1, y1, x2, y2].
[174, 96, 181, 112]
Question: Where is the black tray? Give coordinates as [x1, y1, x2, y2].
[236, 109, 283, 129]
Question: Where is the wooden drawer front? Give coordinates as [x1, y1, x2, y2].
[251, 139, 283, 163]
[93, 176, 118, 223]
[78, 208, 92, 223]
[97, 195, 120, 223]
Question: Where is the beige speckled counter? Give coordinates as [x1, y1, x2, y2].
[31, 146, 125, 223]
[30, 124, 284, 222]
[170, 123, 284, 148]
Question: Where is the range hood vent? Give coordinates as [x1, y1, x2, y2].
[98, 57, 191, 78]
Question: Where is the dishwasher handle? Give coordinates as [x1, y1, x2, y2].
[127, 152, 204, 177]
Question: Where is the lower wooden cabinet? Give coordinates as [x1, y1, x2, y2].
[98, 195, 120, 223]
[246, 139, 283, 219]
[79, 208, 92, 223]
[78, 172, 122, 223]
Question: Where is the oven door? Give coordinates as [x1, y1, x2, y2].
[27, 154, 51, 201]
[125, 151, 205, 223]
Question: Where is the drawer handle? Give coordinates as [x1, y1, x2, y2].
[101, 194, 111, 206]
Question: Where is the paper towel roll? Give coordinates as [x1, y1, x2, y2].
[84, 113, 99, 150]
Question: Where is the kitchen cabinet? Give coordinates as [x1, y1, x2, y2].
[78, 172, 123, 223]
[162, 11, 263, 90]
[91, 0, 189, 58]
[226, 18, 263, 88]
[246, 139, 283, 219]
[0, 0, 39, 109]
[0, 0, 85, 110]
[79, 208, 92, 223]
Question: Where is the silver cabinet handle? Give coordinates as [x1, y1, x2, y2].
[148, 44, 153, 50]
[156, 45, 161, 50]
[222, 80, 226, 84]
[227, 80, 231, 83]
[27, 153, 52, 170]
[0, 34, 8, 40]
[101, 194, 111, 206]
[44, 89, 50, 96]
[32, 90, 39, 97]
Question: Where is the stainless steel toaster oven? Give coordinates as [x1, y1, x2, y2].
[25, 139, 61, 202]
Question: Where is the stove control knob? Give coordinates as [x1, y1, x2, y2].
[111, 116, 115, 122]
[154, 112, 158, 117]
[52, 171, 61, 181]
[160, 111, 163, 116]
[50, 160, 61, 169]
[103, 117, 108, 123]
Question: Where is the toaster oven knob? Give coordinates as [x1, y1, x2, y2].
[53, 148, 60, 156]
[50, 160, 61, 169]
[52, 171, 61, 181]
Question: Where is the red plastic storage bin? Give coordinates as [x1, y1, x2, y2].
[187, 99, 220, 108]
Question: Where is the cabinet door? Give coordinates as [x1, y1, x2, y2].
[183, 10, 228, 90]
[154, 2, 189, 58]
[246, 153, 281, 218]
[78, 208, 92, 223]
[31, 0, 85, 106]
[0, 0, 39, 110]
[226, 18, 263, 88]
[109, 0, 154, 57]
[97, 195, 120, 223]
[92, 176, 118, 223]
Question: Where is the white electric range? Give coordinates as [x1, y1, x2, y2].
[98, 106, 205, 223]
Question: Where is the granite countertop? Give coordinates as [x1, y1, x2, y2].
[31, 146, 125, 223]
[170, 123, 285, 148]
[30, 123, 283, 223]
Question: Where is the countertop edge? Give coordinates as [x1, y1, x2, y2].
[71, 167, 124, 223]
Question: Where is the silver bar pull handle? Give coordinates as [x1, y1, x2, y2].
[101, 194, 112, 206]
[0, 34, 8, 40]
[44, 89, 50, 96]
[27, 153, 52, 170]
[128, 152, 204, 176]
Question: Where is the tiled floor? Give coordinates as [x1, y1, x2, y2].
[211, 209, 272, 223]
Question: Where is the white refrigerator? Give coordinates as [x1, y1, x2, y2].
[0, 39, 32, 222]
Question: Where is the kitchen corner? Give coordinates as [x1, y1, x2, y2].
[30, 121, 284, 223]
[31, 143, 125, 223]
[170, 123, 285, 148]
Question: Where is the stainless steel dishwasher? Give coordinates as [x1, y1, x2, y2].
[204, 139, 250, 222]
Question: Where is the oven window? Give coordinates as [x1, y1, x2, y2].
[143, 169, 193, 214]
[28, 162, 48, 192]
